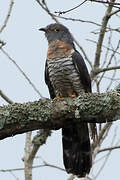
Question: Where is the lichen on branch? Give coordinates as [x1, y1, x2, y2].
[0, 91, 120, 140]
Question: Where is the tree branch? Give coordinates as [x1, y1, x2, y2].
[0, 91, 120, 140]
[36, 0, 59, 23]
[88, 0, 120, 8]
[94, 66, 120, 75]
[98, 145, 120, 153]
[0, 47, 43, 98]
[54, 0, 87, 15]
[0, 0, 14, 33]
[0, 90, 13, 104]
[94, 0, 115, 69]
[28, 129, 51, 163]
[24, 132, 32, 180]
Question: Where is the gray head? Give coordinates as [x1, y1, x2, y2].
[39, 23, 75, 47]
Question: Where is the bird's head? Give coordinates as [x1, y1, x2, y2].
[39, 23, 74, 46]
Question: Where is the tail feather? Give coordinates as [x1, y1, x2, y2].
[62, 122, 92, 177]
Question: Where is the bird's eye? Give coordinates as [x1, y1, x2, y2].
[54, 28, 60, 32]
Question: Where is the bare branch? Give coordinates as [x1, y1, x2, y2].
[9, 171, 19, 180]
[94, 0, 115, 69]
[0, 162, 65, 172]
[95, 150, 111, 178]
[91, 39, 120, 80]
[0, 0, 14, 33]
[47, 15, 120, 34]
[92, 123, 112, 151]
[40, 159, 65, 171]
[0, 47, 43, 98]
[73, 38, 92, 68]
[36, 0, 59, 23]
[54, 0, 120, 15]
[106, 61, 117, 91]
[109, 9, 120, 17]
[54, 15, 102, 27]
[55, 0, 87, 15]
[23, 120, 51, 179]
[94, 128, 115, 178]
[28, 130, 51, 164]
[24, 132, 32, 180]
[0, 90, 13, 104]
[86, 39, 120, 56]
[95, 65, 120, 74]
[88, 0, 120, 8]
[98, 145, 120, 153]
[0, 40, 6, 47]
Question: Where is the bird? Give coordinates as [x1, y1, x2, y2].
[39, 23, 93, 177]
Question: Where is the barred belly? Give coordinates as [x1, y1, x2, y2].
[47, 56, 85, 97]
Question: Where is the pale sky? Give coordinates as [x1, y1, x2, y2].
[0, 0, 120, 180]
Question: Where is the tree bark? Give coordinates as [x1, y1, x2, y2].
[0, 91, 120, 140]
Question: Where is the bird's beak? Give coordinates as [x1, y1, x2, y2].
[39, 27, 47, 32]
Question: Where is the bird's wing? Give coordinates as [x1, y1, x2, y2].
[72, 50, 91, 93]
[72, 50, 97, 140]
[45, 61, 56, 99]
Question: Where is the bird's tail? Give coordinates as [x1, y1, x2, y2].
[62, 122, 92, 177]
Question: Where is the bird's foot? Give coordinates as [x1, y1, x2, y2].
[70, 93, 77, 98]
[53, 96, 62, 100]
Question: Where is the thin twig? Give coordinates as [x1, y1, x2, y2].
[0, 90, 13, 104]
[51, 15, 120, 34]
[55, 0, 87, 15]
[73, 37, 93, 68]
[101, 30, 112, 69]
[0, 162, 65, 173]
[95, 150, 111, 178]
[102, 76, 120, 81]
[98, 145, 120, 153]
[96, 65, 120, 74]
[42, 161, 65, 171]
[9, 171, 19, 180]
[0, 40, 6, 47]
[86, 39, 120, 55]
[109, 9, 120, 17]
[88, 0, 120, 8]
[92, 123, 112, 151]
[0, 47, 43, 98]
[36, 0, 58, 23]
[94, 153, 110, 164]
[97, 40, 120, 86]
[106, 54, 117, 91]
[94, 126, 116, 178]
[0, 0, 14, 33]
[54, 15, 102, 27]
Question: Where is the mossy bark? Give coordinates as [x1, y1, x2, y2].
[0, 91, 120, 140]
